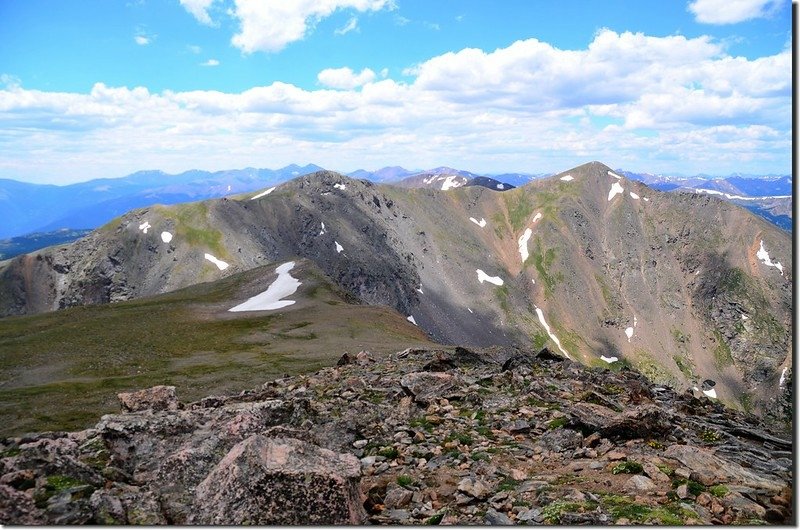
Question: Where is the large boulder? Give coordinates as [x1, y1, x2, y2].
[400, 372, 462, 404]
[117, 385, 179, 413]
[191, 436, 365, 525]
[664, 445, 785, 492]
[568, 403, 673, 440]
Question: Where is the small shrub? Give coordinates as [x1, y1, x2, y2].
[547, 417, 567, 430]
[396, 475, 414, 488]
[497, 477, 520, 492]
[611, 461, 644, 475]
[378, 447, 399, 459]
[646, 440, 664, 450]
[708, 485, 729, 497]
[698, 428, 722, 443]
[656, 463, 674, 477]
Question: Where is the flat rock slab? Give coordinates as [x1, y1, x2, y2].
[117, 385, 178, 413]
[192, 435, 365, 525]
[664, 444, 784, 492]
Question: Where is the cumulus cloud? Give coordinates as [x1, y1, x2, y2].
[230, 0, 392, 53]
[335, 16, 359, 35]
[179, 0, 216, 25]
[0, 30, 790, 182]
[688, 0, 782, 24]
[201, 59, 220, 67]
[134, 35, 150, 46]
[317, 67, 376, 89]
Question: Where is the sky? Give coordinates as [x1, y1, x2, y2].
[0, 0, 793, 184]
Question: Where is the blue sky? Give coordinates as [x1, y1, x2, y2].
[0, 0, 792, 183]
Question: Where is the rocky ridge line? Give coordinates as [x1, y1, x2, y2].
[0, 346, 792, 525]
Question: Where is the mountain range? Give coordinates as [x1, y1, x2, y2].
[0, 162, 791, 438]
[1, 165, 789, 243]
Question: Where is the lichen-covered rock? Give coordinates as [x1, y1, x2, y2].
[191, 436, 365, 525]
[400, 371, 461, 404]
[0, 484, 42, 524]
[117, 385, 179, 413]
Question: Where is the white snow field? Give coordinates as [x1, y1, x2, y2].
[229, 261, 301, 312]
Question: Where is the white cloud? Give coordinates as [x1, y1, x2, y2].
[187, 44, 202, 54]
[230, 0, 392, 53]
[134, 35, 150, 46]
[688, 0, 782, 24]
[201, 59, 220, 67]
[179, 0, 216, 25]
[317, 67, 376, 89]
[335, 16, 359, 35]
[0, 30, 790, 182]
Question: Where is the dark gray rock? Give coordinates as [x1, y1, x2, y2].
[538, 428, 583, 452]
[400, 372, 462, 404]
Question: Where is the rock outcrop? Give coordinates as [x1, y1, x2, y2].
[0, 346, 792, 525]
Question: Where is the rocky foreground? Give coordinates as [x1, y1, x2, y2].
[0, 346, 792, 525]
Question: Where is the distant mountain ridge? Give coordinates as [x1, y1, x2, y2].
[0, 165, 790, 241]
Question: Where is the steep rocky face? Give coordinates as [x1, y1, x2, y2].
[0, 346, 791, 525]
[0, 163, 791, 417]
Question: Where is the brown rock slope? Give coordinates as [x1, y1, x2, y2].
[0, 347, 791, 524]
[0, 162, 791, 417]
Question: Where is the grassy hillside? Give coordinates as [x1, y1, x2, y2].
[0, 260, 435, 436]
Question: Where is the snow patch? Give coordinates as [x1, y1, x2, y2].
[496, 183, 505, 190]
[694, 188, 791, 201]
[608, 182, 624, 201]
[476, 269, 504, 286]
[756, 240, 783, 275]
[416, 287, 424, 294]
[319, 222, 326, 235]
[441, 175, 465, 191]
[629, 191, 640, 200]
[531, 278, 535, 285]
[204, 253, 229, 271]
[334, 183, 347, 190]
[532, 212, 542, 223]
[643, 197, 650, 202]
[407, 315, 417, 326]
[335, 241, 344, 253]
[518, 228, 533, 263]
[160, 231, 173, 243]
[601, 355, 618, 364]
[560, 175, 574, 181]
[467, 308, 474, 314]
[229, 261, 300, 312]
[741, 314, 749, 321]
[470, 217, 487, 228]
[533, 305, 571, 359]
[608, 170, 623, 179]
[251, 187, 276, 200]
[226, 184, 231, 192]
[625, 327, 634, 342]
[780, 367, 788, 387]
[138, 221, 151, 234]
[703, 388, 717, 399]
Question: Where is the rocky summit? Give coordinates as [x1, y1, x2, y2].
[0, 346, 791, 525]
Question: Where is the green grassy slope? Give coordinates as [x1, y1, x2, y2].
[0, 260, 435, 436]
